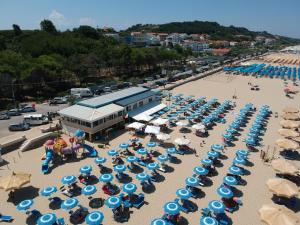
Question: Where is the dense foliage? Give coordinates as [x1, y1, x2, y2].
[125, 21, 300, 43]
[0, 20, 187, 104]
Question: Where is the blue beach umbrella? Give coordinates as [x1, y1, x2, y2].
[211, 144, 223, 151]
[222, 133, 232, 140]
[126, 156, 138, 163]
[37, 213, 57, 225]
[245, 138, 257, 146]
[80, 165, 92, 174]
[208, 151, 219, 158]
[185, 177, 199, 186]
[105, 196, 121, 209]
[99, 173, 113, 183]
[147, 162, 159, 170]
[223, 176, 237, 186]
[217, 187, 233, 198]
[136, 172, 150, 182]
[107, 149, 118, 156]
[233, 157, 246, 165]
[208, 200, 225, 214]
[164, 202, 180, 215]
[167, 147, 177, 155]
[122, 183, 137, 194]
[236, 150, 249, 158]
[151, 218, 169, 225]
[61, 198, 78, 210]
[158, 154, 169, 162]
[137, 148, 148, 155]
[17, 199, 34, 211]
[40, 186, 57, 197]
[229, 166, 243, 175]
[201, 158, 213, 166]
[200, 216, 218, 225]
[114, 164, 126, 173]
[61, 175, 76, 185]
[95, 157, 107, 164]
[147, 142, 157, 148]
[82, 185, 97, 196]
[176, 188, 191, 200]
[193, 166, 208, 176]
[85, 211, 104, 225]
[119, 143, 129, 149]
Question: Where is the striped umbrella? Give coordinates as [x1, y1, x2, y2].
[61, 175, 76, 185]
[80, 165, 92, 174]
[61, 198, 78, 210]
[229, 166, 243, 175]
[122, 183, 137, 194]
[185, 177, 199, 187]
[176, 188, 191, 200]
[217, 187, 233, 199]
[17, 199, 34, 211]
[201, 158, 213, 166]
[105, 196, 121, 209]
[233, 157, 246, 165]
[223, 176, 237, 186]
[82, 185, 97, 196]
[99, 174, 113, 183]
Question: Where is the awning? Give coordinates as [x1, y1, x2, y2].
[130, 102, 167, 121]
[152, 118, 169, 126]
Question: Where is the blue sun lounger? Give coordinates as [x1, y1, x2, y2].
[0, 215, 13, 222]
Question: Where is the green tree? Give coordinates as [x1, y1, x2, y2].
[40, 20, 57, 33]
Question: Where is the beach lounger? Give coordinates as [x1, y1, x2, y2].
[132, 193, 145, 209]
[0, 215, 13, 222]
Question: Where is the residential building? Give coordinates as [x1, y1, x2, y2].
[182, 40, 210, 53]
[131, 32, 147, 46]
[59, 87, 163, 140]
[189, 34, 210, 41]
[165, 33, 188, 46]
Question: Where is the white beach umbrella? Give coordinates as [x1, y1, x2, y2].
[192, 124, 205, 130]
[145, 125, 160, 135]
[127, 122, 145, 130]
[156, 133, 171, 141]
[176, 121, 189, 127]
[152, 118, 169, 126]
[174, 138, 191, 146]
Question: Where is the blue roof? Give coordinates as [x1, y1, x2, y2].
[77, 87, 149, 108]
[115, 90, 156, 106]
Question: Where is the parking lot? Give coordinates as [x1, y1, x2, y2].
[0, 103, 68, 138]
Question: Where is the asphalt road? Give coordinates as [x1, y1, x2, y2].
[0, 103, 68, 138]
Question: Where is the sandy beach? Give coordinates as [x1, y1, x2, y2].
[1, 56, 300, 225]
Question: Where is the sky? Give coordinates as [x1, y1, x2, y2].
[0, 0, 299, 38]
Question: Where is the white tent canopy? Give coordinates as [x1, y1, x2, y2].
[127, 122, 145, 130]
[156, 133, 171, 141]
[145, 125, 160, 135]
[175, 138, 191, 146]
[152, 118, 169, 126]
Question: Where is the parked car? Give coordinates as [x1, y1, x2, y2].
[0, 112, 10, 120]
[110, 85, 118, 90]
[9, 122, 30, 131]
[7, 109, 21, 116]
[53, 97, 67, 104]
[103, 87, 111, 92]
[20, 106, 36, 113]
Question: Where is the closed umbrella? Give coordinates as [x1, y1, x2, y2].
[276, 139, 299, 150]
[278, 129, 299, 138]
[271, 159, 298, 175]
[0, 171, 31, 191]
[280, 120, 299, 129]
[266, 178, 298, 198]
[259, 203, 299, 225]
